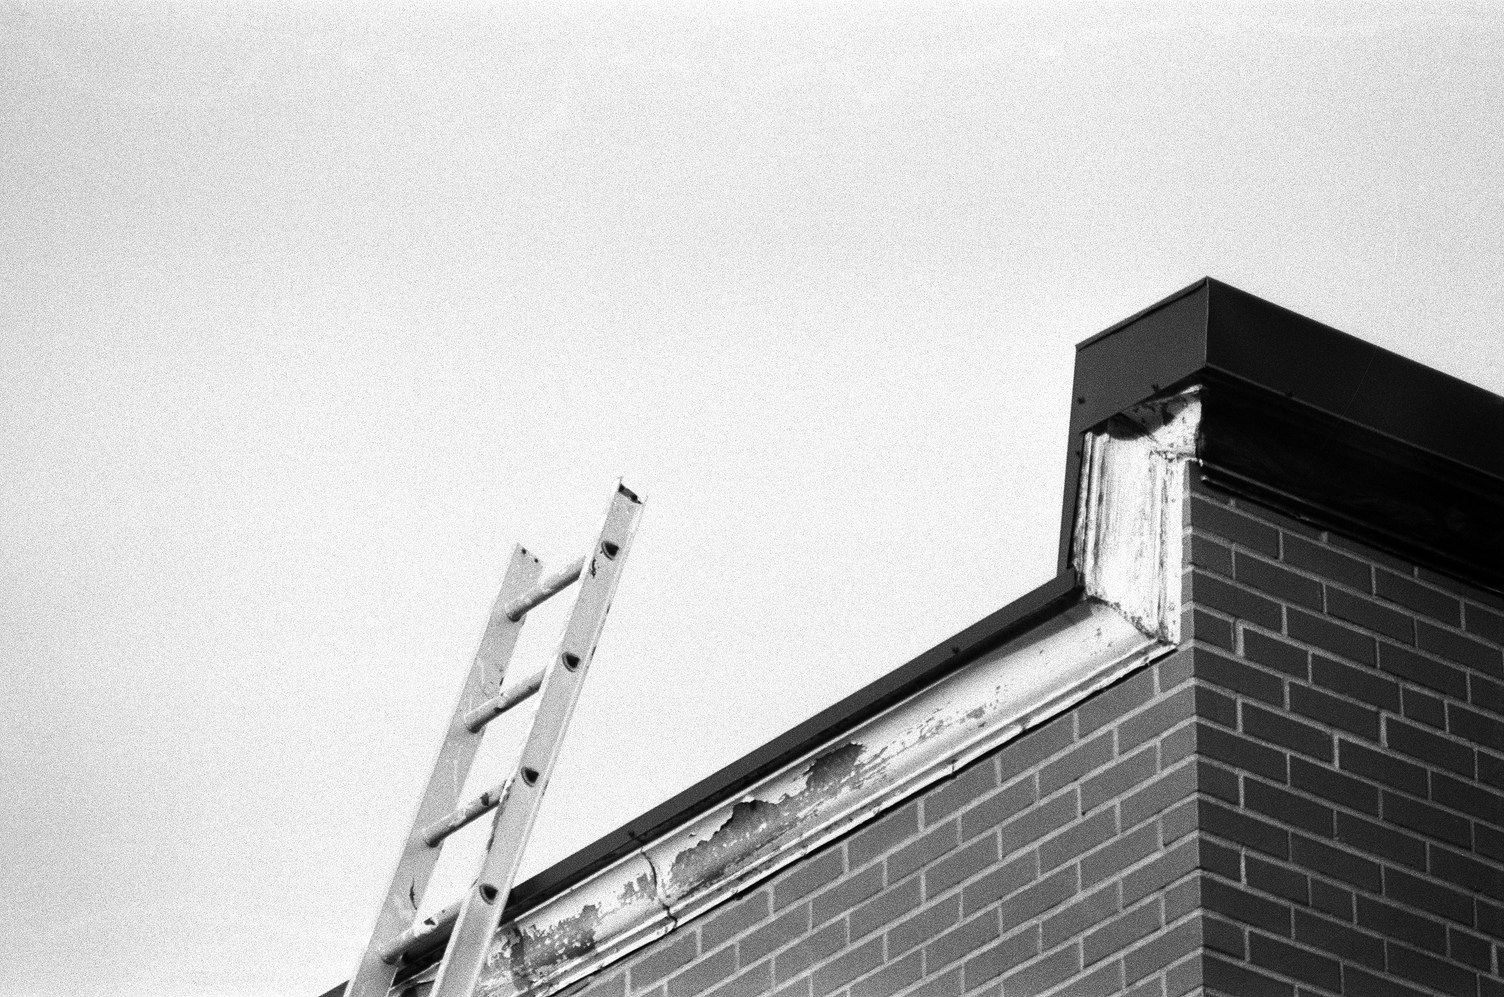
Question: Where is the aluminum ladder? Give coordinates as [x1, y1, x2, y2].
[344, 482, 644, 997]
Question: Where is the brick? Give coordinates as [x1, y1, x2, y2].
[1118, 685, 1196, 752]
[1158, 647, 1195, 689]
[1120, 761, 1198, 830]
[1040, 808, 1117, 874]
[996, 714, 1075, 786]
[1383, 791, 1472, 850]
[1201, 837, 1242, 880]
[998, 865, 1077, 934]
[1078, 666, 1158, 736]
[1204, 913, 1245, 957]
[810, 936, 882, 997]
[770, 978, 810, 997]
[1432, 769, 1504, 824]
[886, 820, 957, 884]
[1001, 942, 1080, 995]
[1164, 954, 1202, 997]
[1236, 553, 1323, 610]
[1200, 798, 1290, 860]
[1126, 917, 1203, 984]
[666, 947, 737, 997]
[847, 801, 919, 869]
[1377, 641, 1469, 699]
[740, 904, 811, 965]
[1039, 732, 1114, 797]
[1385, 717, 1474, 777]
[1203, 954, 1294, 997]
[706, 963, 772, 997]
[1232, 499, 1324, 539]
[923, 760, 998, 826]
[1480, 751, 1504, 792]
[1291, 833, 1381, 892]
[1339, 739, 1428, 797]
[585, 973, 629, 997]
[1377, 569, 1462, 625]
[1384, 866, 1475, 925]
[1281, 534, 1372, 590]
[1197, 723, 1288, 783]
[960, 777, 1035, 841]
[848, 950, 920, 997]
[1197, 758, 1240, 804]
[1311, 654, 1400, 712]
[886, 893, 959, 956]
[1189, 533, 1235, 575]
[1449, 702, 1504, 753]
[1042, 880, 1120, 949]
[963, 925, 1037, 987]
[1160, 797, 1199, 845]
[1242, 702, 1334, 761]
[633, 934, 700, 989]
[1121, 835, 1198, 907]
[925, 909, 998, 972]
[1083, 902, 1161, 966]
[1190, 609, 1235, 650]
[1248, 933, 1341, 992]
[811, 865, 884, 928]
[848, 877, 919, 940]
[1478, 823, 1504, 864]
[1480, 899, 1504, 941]
[906, 968, 959, 997]
[1081, 745, 1158, 813]
[924, 834, 997, 898]
[1309, 878, 1352, 920]
[1400, 686, 1446, 729]
[1354, 896, 1446, 954]
[1193, 498, 1280, 556]
[996, 792, 1076, 862]
[1189, 571, 1283, 630]
[1193, 684, 1238, 728]
[1341, 965, 1430, 997]
[1447, 926, 1493, 971]
[1245, 854, 1309, 904]
[961, 851, 1034, 918]
[1431, 845, 1504, 902]
[1418, 567, 1504, 610]
[1326, 533, 1415, 574]
[1288, 608, 1376, 665]
[774, 850, 845, 910]
[703, 891, 771, 951]
[1466, 603, 1504, 645]
[1290, 756, 1378, 815]
[1386, 940, 1478, 997]
[1471, 673, 1504, 717]
[1327, 587, 1415, 643]
[1293, 908, 1384, 970]
[1244, 778, 1334, 837]
[1160, 720, 1198, 769]
[1418, 619, 1504, 677]
[1242, 629, 1310, 679]
[1334, 811, 1426, 869]
[1080, 823, 1158, 889]
[772, 919, 846, 984]
[1076, 960, 1127, 997]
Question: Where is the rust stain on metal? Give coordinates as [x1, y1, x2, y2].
[667, 743, 866, 887]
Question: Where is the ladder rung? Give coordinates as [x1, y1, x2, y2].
[421, 779, 512, 847]
[503, 555, 585, 621]
[462, 667, 545, 732]
[377, 900, 461, 965]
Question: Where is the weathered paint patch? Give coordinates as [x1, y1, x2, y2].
[666, 742, 867, 888]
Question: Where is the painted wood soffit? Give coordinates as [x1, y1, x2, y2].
[393, 395, 1197, 997]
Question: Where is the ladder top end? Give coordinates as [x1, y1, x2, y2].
[616, 482, 642, 504]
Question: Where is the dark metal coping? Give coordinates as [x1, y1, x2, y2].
[1056, 277, 1504, 591]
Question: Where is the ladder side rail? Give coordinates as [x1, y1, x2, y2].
[344, 545, 544, 997]
[431, 483, 644, 997]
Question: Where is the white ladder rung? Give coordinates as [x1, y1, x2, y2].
[502, 555, 585, 621]
[462, 667, 545, 733]
[421, 778, 512, 848]
[376, 900, 461, 965]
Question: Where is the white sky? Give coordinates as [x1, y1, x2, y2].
[3, 4, 1502, 996]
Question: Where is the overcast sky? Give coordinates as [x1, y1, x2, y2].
[3, 4, 1503, 996]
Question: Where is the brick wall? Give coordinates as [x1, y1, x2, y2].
[1183, 475, 1504, 996]
[551, 475, 1504, 997]
[559, 645, 1213, 997]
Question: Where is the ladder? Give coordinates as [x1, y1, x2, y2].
[344, 482, 644, 997]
